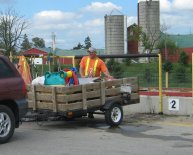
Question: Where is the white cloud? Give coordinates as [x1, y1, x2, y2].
[82, 2, 122, 14]
[173, 0, 193, 10]
[29, 2, 123, 48]
[30, 8, 106, 48]
[33, 10, 78, 25]
[127, 16, 137, 26]
[84, 18, 104, 27]
[159, 0, 193, 34]
[160, 0, 193, 12]
[160, 0, 172, 12]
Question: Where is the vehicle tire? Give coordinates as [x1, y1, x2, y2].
[105, 103, 123, 127]
[0, 105, 15, 144]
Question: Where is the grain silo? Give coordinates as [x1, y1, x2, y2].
[105, 15, 127, 55]
[138, 0, 160, 53]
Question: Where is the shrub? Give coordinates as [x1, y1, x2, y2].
[163, 60, 173, 72]
[122, 58, 131, 66]
[179, 51, 188, 65]
[106, 59, 123, 78]
[174, 65, 186, 82]
[144, 69, 152, 83]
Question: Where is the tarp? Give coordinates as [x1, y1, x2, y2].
[18, 56, 32, 85]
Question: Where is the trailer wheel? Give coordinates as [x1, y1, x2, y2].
[105, 103, 123, 127]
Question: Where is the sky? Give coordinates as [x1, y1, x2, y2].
[0, 0, 193, 49]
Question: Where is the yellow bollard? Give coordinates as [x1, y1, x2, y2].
[158, 54, 163, 114]
[165, 72, 169, 88]
[192, 53, 193, 116]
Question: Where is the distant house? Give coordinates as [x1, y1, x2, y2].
[22, 48, 48, 57]
[21, 48, 48, 65]
[127, 24, 139, 54]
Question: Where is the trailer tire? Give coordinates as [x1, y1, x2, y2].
[105, 103, 123, 127]
[0, 105, 15, 144]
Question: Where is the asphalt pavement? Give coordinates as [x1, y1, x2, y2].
[0, 115, 193, 155]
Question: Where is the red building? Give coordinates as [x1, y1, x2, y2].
[22, 48, 74, 65]
[127, 24, 139, 54]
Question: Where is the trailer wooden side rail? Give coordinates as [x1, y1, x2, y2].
[27, 77, 139, 127]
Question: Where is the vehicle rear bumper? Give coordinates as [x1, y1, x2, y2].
[16, 98, 28, 119]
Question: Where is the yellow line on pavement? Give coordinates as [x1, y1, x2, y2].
[158, 122, 193, 127]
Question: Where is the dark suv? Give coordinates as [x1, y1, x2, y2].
[0, 55, 28, 143]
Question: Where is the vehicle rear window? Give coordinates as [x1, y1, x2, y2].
[0, 59, 15, 78]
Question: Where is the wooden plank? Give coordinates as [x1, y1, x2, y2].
[27, 85, 31, 91]
[105, 79, 122, 87]
[36, 93, 52, 101]
[87, 99, 101, 108]
[105, 87, 121, 96]
[35, 85, 52, 93]
[82, 85, 87, 110]
[52, 87, 57, 112]
[85, 82, 101, 90]
[28, 101, 34, 108]
[28, 93, 83, 103]
[100, 82, 106, 105]
[122, 77, 138, 85]
[86, 90, 101, 99]
[122, 78, 138, 92]
[37, 102, 53, 110]
[56, 85, 82, 94]
[28, 101, 53, 110]
[27, 92, 32, 100]
[58, 102, 83, 111]
[106, 95, 122, 102]
[56, 93, 82, 103]
[32, 85, 37, 111]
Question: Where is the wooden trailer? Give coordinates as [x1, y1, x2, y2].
[27, 77, 139, 126]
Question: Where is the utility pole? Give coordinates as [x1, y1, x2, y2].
[52, 32, 56, 65]
[52, 32, 56, 54]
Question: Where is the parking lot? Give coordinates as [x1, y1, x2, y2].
[0, 114, 193, 155]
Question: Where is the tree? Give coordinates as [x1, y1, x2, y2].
[106, 59, 123, 78]
[32, 37, 45, 48]
[0, 8, 28, 56]
[21, 34, 32, 51]
[163, 60, 173, 72]
[73, 42, 83, 50]
[84, 36, 92, 49]
[128, 24, 142, 42]
[179, 51, 188, 65]
[157, 37, 179, 55]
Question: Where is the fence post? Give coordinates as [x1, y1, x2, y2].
[165, 72, 169, 88]
[158, 54, 163, 114]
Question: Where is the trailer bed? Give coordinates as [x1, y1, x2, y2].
[27, 77, 139, 113]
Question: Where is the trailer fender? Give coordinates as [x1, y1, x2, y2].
[102, 100, 121, 111]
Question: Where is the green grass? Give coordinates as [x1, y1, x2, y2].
[120, 62, 191, 88]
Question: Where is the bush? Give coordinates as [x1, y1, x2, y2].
[174, 65, 186, 82]
[122, 58, 131, 66]
[163, 60, 173, 72]
[179, 51, 188, 65]
[144, 69, 152, 83]
[106, 59, 123, 78]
